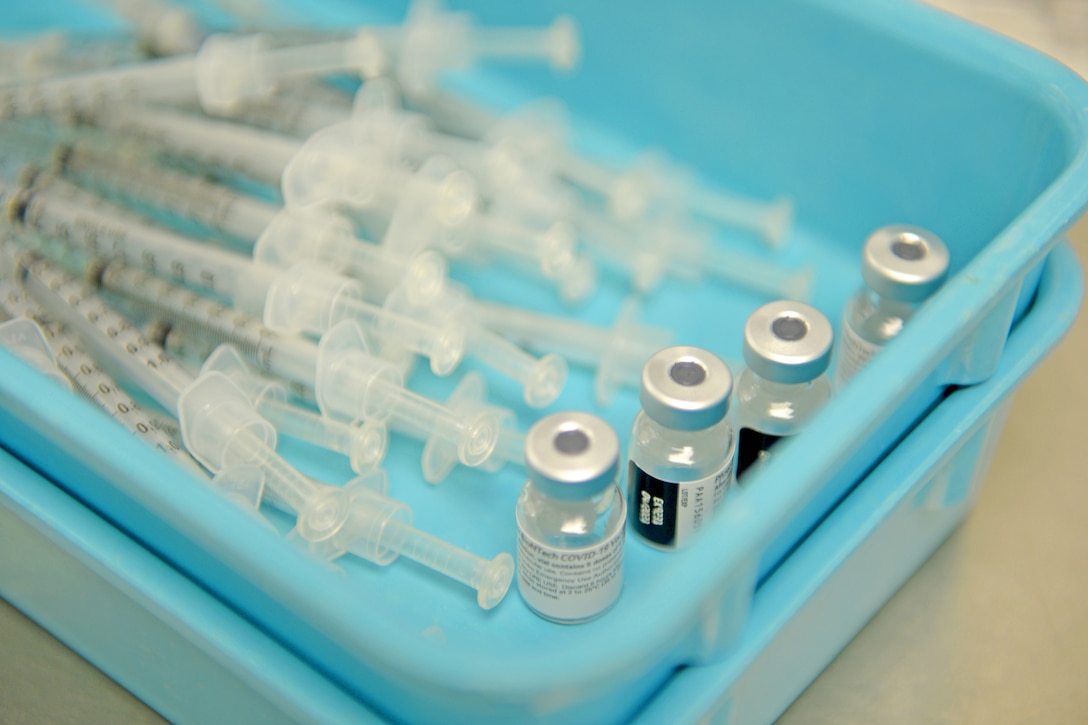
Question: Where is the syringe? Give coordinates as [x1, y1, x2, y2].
[10, 249, 512, 607]
[6, 175, 463, 374]
[89, 258, 501, 480]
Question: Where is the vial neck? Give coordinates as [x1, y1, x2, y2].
[530, 481, 614, 510]
[744, 372, 819, 396]
[863, 288, 922, 318]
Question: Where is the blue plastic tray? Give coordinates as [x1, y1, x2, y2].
[2, 1, 1088, 723]
[1, 243, 1079, 724]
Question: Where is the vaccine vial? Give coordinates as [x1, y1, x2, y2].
[834, 225, 950, 387]
[628, 346, 734, 550]
[516, 411, 625, 624]
[735, 300, 833, 478]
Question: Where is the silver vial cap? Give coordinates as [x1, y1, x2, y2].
[743, 300, 833, 384]
[862, 225, 950, 303]
[640, 346, 732, 431]
[525, 411, 620, 500]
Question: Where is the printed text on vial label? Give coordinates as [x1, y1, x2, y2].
[517, 527, 624, 621]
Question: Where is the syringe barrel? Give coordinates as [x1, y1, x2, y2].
[90, 104, 301, 184]
[22, 181, 256, 300]
[99, 260, 320, 389]
[0, 55, 198, 119]
[61, 142, 278, 241]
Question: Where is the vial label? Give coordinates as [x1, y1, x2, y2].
[517, 525, 624, 622]
[736, 427, 784, 478]
[628, 461, 732, 549]
[835, 320, 883, 387]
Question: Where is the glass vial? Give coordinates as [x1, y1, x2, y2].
[516, 411, 625, 624]
[628, 345, 734, 550]
[735, 300, 833, 478]
[834, 225, 949, 387]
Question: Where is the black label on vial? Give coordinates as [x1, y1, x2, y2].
[736, 428, 784, 478]
[628, 462, 678, 547]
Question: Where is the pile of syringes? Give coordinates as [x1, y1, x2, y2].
[0, 0, 805, 612]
